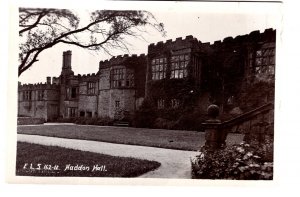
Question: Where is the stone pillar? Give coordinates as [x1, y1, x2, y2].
[202, 104, 227, 150]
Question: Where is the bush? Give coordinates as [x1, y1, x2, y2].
[191, 141, 273, 180]
[56, 117, 76, 123]
[153, 118, 176, 130]
[74, 117, 86, 124]
[133, 100, 157, 128]
[95, 116, 114, 126]
[56, 116, 114, 126]
[237, 81, 274, 112]
[174, 112, 208, 131]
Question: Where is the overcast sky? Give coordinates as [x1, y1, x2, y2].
[17, 1, 282, 84]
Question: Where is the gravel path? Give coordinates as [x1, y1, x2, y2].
[17, 134, 199, 179]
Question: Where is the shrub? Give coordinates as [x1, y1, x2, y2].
[73, 117, 114, 126]
[191, 141, 273, 180]
[74, 117, 86, 124]
[84, 118, 96, 125]
[153, 118, 176, 130]
[95, 116, 114, 126]
[133, 100, 157, 128]
[174, 112, 208, 131]
[237, 81, 274, 112]
[56, 117, 76, 123]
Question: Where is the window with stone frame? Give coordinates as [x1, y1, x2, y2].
[157, 98, 165, 109]
[28, 91, 32, 100]
[115, 100, 120, 108]
[110, 68, 134, 88]
[67, 87, 78, 99]
[251, 47, 275, 75]
[170, 54, 189, 79]
[151, 57, 167, 80]
[86, 111, 92, 118]
[111, 68, 125, 88]
[68, 107, 77, 117]
[171, 98, 180, 109]
[125, 71, 135, 87]
[87, 82, 96, 94]
[37, 90, 44, 101]
[80, 111, 85, 117]
[23, 91, 32, 101]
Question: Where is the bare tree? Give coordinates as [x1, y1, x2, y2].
[19, 8, 165, 76]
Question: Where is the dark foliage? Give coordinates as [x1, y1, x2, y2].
[237, 81, 275, 112]
[133, 99, 157, 128]
[54, 116, 114, 126]
[191, 139, 273, 180]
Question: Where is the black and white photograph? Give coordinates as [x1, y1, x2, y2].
[4, 0, 285, 186]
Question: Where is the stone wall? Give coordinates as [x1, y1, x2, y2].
[18, 83, 60, 121]
[109, 89, 136, 119]
[98, 81, 136, 119]
[77, 74, 99, 117]
[98, 54, 147, 120]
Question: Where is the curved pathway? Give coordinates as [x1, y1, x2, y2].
[17, 134, 199, 179]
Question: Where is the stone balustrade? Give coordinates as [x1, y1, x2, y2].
[202, 103, 274, 150]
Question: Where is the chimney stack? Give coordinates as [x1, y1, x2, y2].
[63, 50, 72, 69]
[46, 77, 51, 84]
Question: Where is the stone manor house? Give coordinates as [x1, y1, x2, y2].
[18, 28, 276, 123]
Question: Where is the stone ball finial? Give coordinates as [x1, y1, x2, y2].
[207, 104, 220, 119]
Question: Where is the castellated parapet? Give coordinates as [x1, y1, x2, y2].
[148, 28, 275, 53]
[18, 81, 59, 91]
[77, 73, 99, 82]
[148, 35, 203, 53]
[211, 28, 276, 48]
[99, 53, 147, 69]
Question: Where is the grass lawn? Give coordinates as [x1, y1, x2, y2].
[16, 142, 160, 177]
[18, 125, 244, 151]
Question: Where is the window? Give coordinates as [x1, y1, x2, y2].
[115, 101, 120, 108]
[111, 68, 125, 88]
[71, 87, 77, 98]
[170, 54, 189, 79]
[23, 91, 32, 101]
[157, 99, 165, 109]
[68, 108, 77, 117]
[252, 47, 275, 75]
[86, 111, 92, 118]
[80, 111, 85, 117]
[67, 87, 78, 99]
[171, 99, 180, 109]
[87, 82, 96, 94]
[151, 57, 167, 80]
[111, 68, 134, 88]
[37, 90, 44, 101]
[126, 72, 135, 87]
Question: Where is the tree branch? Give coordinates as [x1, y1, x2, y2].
[19, 10, 48, 35]
[18, 9, 165, 76]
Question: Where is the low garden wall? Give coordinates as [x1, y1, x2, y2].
[17, 117, 45, 125]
